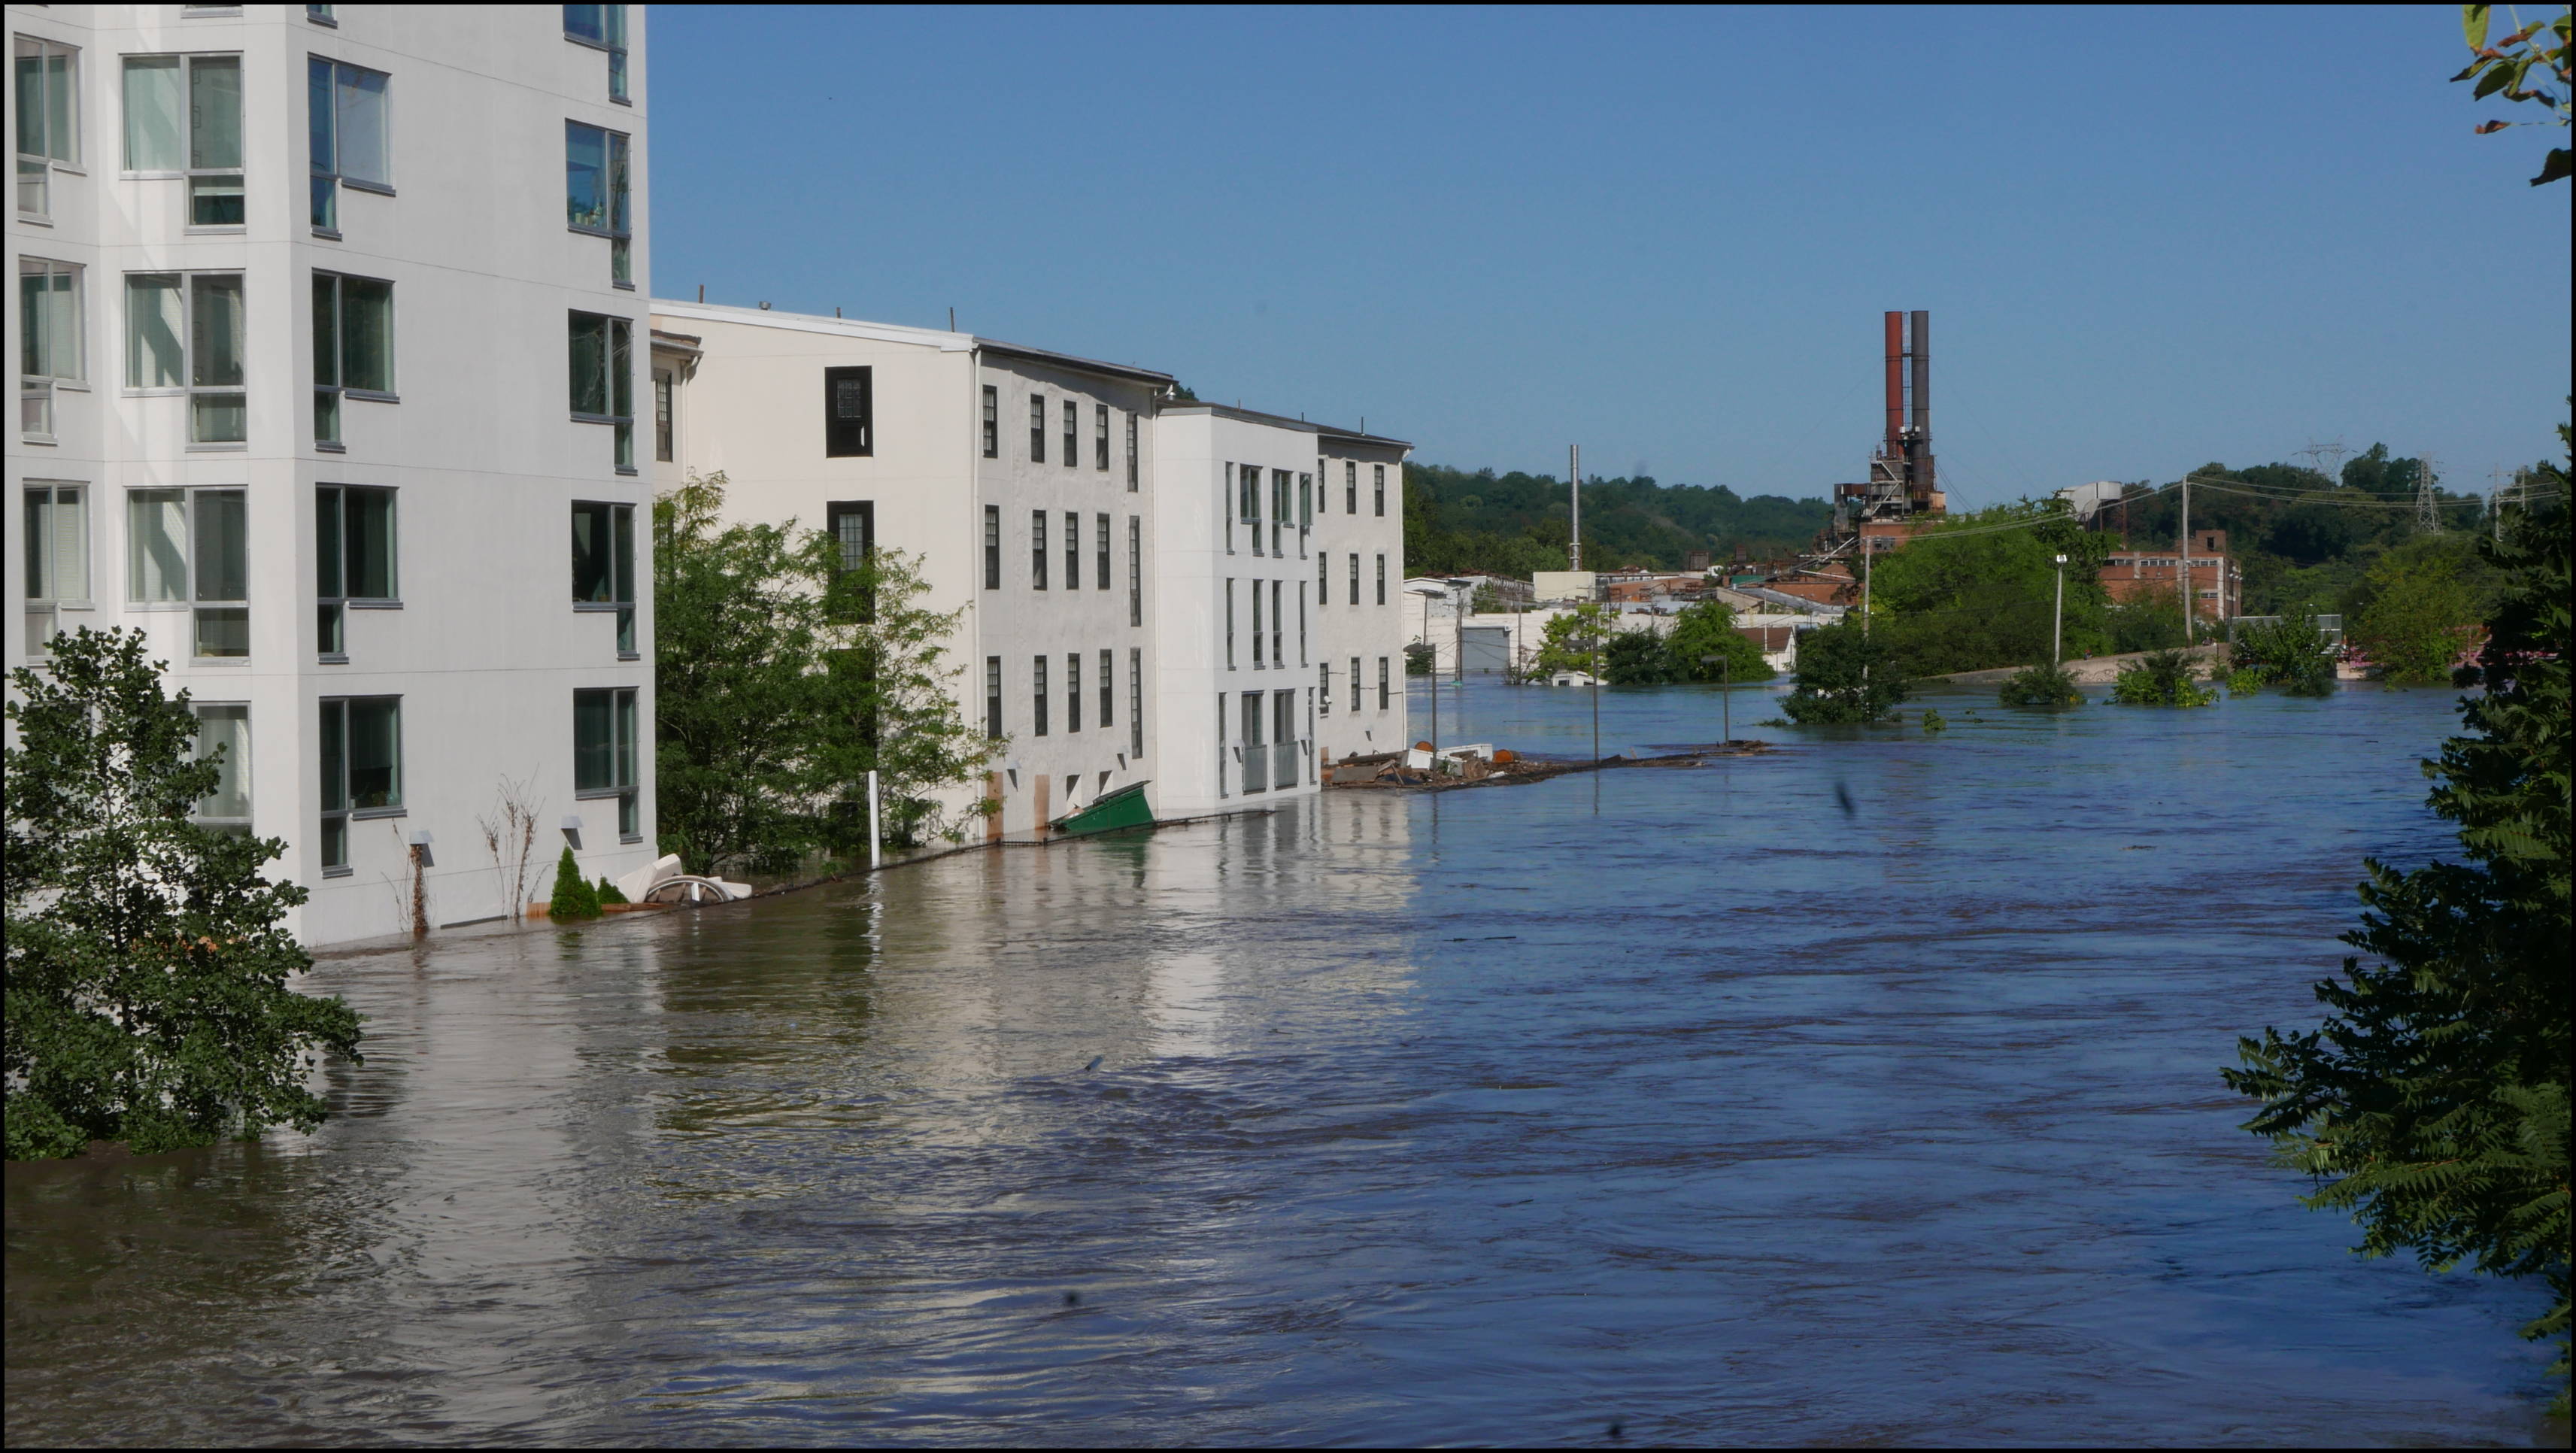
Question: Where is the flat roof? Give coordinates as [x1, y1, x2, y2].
[649, 300, 1172, 387]
[1158, 399, 1412, 450]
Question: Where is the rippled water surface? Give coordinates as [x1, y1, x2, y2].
[8, 680, 2560, 1446]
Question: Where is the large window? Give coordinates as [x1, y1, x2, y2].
[981, 385, 997, 458]
[1031, 655, 1048, 737]
[1351, 656, 1362, 714]
[1376, 554, 1387, 605]
[1067, 651, 1082, 733]
[1373, 463, 1386, 517]
[1298, 473, 1313, 551]
[1378, 656, 1389, 711]
[652, 366, 673, 460]
[14, 37, 78, 217]
[1060, 399, 1076, 469]
[315, 484, 396, 659]
[827, 499, 872, 620]
[1094, 512, 1109, 593]
[571, 500, 636, 654]
[574, 687, 639, 840]
[568, 311, 635, 469]
[984, 656, 1002, 739]
[128, 487, 246, 658]
[1099, 648, 1114, 731]
[822, 365, 871, 457]
[563, 4, 630, 103]
[1251, 579, 1264, 667]
[19, 257, 80, 440]
[190, 702, 251, 835]
[1094, 403, 1109, 471]
[1027, 394, 1045, 462]
[123, 54, 241, 226]
[126, 271, 245, 444]
[1063, 510, 1079, 590]
[1273, 580, 1284, 666]
[565, 121, 633, 284]
[1271, 469, 1289, 554]
[23, 482, 87, 654]
[1346, 460, 1357, 514]
[311, 271, 393, 446]
[1030, 510, 1047, 590]
[306, 56, 389, 232]
[1349, 554, 1359, 608]
[983, 505, 1000, 590]
[1317, 550, 1328, 605]
[317, 696, 401, 872]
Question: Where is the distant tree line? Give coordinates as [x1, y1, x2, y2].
[1403, 463, 1831, 577]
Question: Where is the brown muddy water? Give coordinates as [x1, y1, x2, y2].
[5, 680, 2560, 1445]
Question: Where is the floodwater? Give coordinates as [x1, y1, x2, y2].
[7, 678, 2561, 1446]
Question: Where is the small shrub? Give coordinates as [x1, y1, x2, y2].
[2111, 649, 2216, 706]
[1998, 663, 2083, 707]
[1920, 708, 1946, 733]
[2233, 615, 2338, 697]
[548, 846, 602, 921]
[2226, 666, 2267, 695]
[596, 875, 629, 905]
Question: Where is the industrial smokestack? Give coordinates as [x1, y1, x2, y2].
[1883, 311, 1904, 452]
[1909, 311, 1930, 441]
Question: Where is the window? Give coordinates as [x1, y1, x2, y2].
[1317, 551, 1328, 606]
[570, 500, 637, 654]
[1032, 656, 1048, 736]
[1251, 578, 1264, 667]
[1298, 473, 1313, 550]
[568, 311, 635, 469]
[1127, 516, 1142, 626]
[314, 484, 396, 659]
[1241, 691, 1265, 795]
[14, 37, 77, 217]
[1126, 411, 1139, 489]
[983, 505, 1000, 590]
[1061, 399, 1076, 468]
[1297, 580, 1307, 664]
[1063, 510, 1079, 590]
[1094, 403, 1109, 471]
[1095, 512, 1110, 592]
[308, 5, 337, 23]
[1373, 463, 1386, 517]
[1239, 463, 1258, 534]
[1378, 656, 1389, 711]
[127, 271, 245, 444]
[822, 365, 871, 457]
[123, 55, 241, 226]
[1273, 580, 1284, 666]
[306, 56, 389, 233]
[1223, 464, 1235, 554]
[18, 257, 80, 440]
[317, 696, 401, 872]
[1028, 394, 1045, 461]
[982, 385, 998, 458]
[129, 487, 246, 658]
[565, 121, 633, 284]
[984, 657, 1003, 739]
[1129, 649, 1143, 758]
[574, 687, 641, 839]
[1100, 648, 1114, 730]
[652, 366, 674, 460]
[1030, 510, 1048, 589]
[23, 483, 87, 654]
[1225, 578, 1236, 669]
[1346, 460, 1358, 514]
[1319, 663, 1330, 716]
[191, 702, 251, 835]
[827, 500, 872, 620]
[1215, 695, 1228, 798]
[1349, 553, 1360, 608]
[1351, 656, 1361, 714]
[1376, 553, 1387, 605]
[563, 4, 630, 102]
[1270, 469, 1289, 554]
[1067, 652, 1082, 733]
[311, 271, 393, 446]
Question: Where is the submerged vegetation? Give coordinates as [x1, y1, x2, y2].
[1998, 663, 2085, 707]
[2110, 649, 2217, 706]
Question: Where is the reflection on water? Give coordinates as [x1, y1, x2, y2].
[6, 683, 2558, 1445]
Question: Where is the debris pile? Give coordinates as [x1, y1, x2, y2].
[1327, 740, 1771, 792]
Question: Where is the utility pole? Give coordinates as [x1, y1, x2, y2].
[1568, 445, 1581, 572]
[2052, 554, 2068, 668]
[2490, 466, 2511, 543]
[2178, 475, 2193, 645]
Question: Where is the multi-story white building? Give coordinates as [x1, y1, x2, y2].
[8, 4, 657, 943]
[648, 303, 1412, 833]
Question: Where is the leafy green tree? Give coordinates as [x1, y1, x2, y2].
[1666, 599, 1775, 683]
[5, 628, 362, 1160]
[1601, 628, 1676, 685]
[2351, 552, 2480, 684]
[655, 472, 992, 877]
[1780, 623, 1905, 723]
[1871, 502, 2111, 677]
[1998, 663, 2084, 707]
[1532, 602, 1619, 677]
[2231, 614, 2337, 696]
[2109, 648, 2216, 705]
[2456, 3, 2571, 186]
[2108, 587, 2191, 655]
[548, 846, 602, 921]
[2226, 481, 2569, 1405]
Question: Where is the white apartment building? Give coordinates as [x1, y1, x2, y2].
[9, 4, 657, 944]
[648, 305, 1412, 832]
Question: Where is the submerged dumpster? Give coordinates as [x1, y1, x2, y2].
[1049, 780, 1155, 837]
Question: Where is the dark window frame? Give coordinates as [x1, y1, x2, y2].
[823, 365, 872, 457]
[314, 482, 397, 660]
[826, 499, 874, 620]
[570, 499, 637, 655]
[982, 384, 998, 458]
[1032, 654, 1049, 737]
[572, 684, 641, 840]
[1028, 394, 1045, 462]
[1030, 509, 1047, 589]
[983, 504, 1000, 590]
[1094, 402, 1109, 471]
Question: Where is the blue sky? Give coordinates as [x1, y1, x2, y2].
[646, 5, 2571, 508]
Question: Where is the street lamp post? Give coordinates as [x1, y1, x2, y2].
[2052, 553, 2068, 669]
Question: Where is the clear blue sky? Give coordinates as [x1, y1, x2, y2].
[645, 5, 2571, 508]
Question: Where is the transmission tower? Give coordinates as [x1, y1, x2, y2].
[2297, 437, 2351, 486]
[2416, 455, 2443, 533]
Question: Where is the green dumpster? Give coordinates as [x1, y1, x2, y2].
[1049, 780, 1155, 837]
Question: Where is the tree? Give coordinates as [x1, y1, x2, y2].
[654, 472, 992, 877]
[1600, 627, 1676, 685]
[2231, 614, 2337, 696]
[547, 846, 601, 921]
[1665, 599, 1775, 684]
[1532, 602, 1619, 677]
[2456, 4, 2572, 186]
[2109, 648, 2216, 705]
[2351, 552, 2480, 684]
[1780, 623, 1905, 723]
[2108, 586, 2191, 655]
[1870, 502, 2112, 677]
[5, 628, 362, 1160]
[1998, 663, 2084, 707]
[2226, 478, 2569, 1406]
